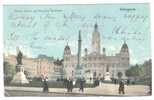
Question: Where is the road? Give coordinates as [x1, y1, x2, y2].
[5, 90, 92, 97]
[4, 83, 150, 97]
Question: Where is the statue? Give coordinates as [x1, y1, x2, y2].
[11, 49, 29, 84]
[16, 50, 23, 65]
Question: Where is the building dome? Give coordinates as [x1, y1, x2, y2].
[64, 45, 70, 51]
[120, 41, 129, 53]
[122, 42, 128, 49]
[64, 44, 71, 55]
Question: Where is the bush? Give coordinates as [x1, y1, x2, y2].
[4, 76, 13, 85]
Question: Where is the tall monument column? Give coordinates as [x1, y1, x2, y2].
[77, 30, 81, 66]
[75, 30, 83, 79]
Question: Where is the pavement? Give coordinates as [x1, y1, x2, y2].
[4, 83, 150, 96]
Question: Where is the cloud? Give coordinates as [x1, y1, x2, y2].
[67, 40, 78, 55]
[103, 44, 120, 55]
[130, 57, 138, 65]
[129, 48, 138, 64]
[18, 45, 34, 58]
[108, 45, 116, 51]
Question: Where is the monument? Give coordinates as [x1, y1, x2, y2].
[104, 66, 111, 81]
[11, 48, 29, 84]
[75, 30, 83, 79]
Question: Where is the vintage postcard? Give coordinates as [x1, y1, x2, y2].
[3, 3, 151, 96]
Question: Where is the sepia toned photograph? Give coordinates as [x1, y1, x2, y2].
[3, 4, 151, 96]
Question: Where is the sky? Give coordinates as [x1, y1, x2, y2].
[3, 4, 151, 65]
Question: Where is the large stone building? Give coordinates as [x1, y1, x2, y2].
[63, 23, 130, 80]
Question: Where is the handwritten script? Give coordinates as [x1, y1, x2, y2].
[5, 6, 149, 50]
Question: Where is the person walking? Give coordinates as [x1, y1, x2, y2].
[119, 81, 125, 94]
[114, 79, 117, 85]
[66, 78, 70, 92]
[69, 79, 73, 92]
[42, 77, 49, 93]
[64, 79, 69, 92]
[79, 79, 84, 92]
[66, 78, 73, 92]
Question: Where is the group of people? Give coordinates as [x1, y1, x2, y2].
[65, 79, 125, 94]
[94, 78, 100, 87]
[41, 77, 85, 93]
[41, 76, 126, 95]
[66, 78, 73, 92]
[64, 78, 85, 93]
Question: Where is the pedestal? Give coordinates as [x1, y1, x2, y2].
[74, 65, 83, 80]
[104, 72, 111, 81]
[11, 65, 29, 84]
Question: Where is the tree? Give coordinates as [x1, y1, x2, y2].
[140, 59, 152, 85]
[125, 69, 131, 78]
[4, 61, 16, 84]
[4, 61, 16, 77]
[117, 72, 123, 79]
[125, 60, 152, 83]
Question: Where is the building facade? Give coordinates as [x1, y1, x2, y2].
[63, 23, 130, 80]
[4, 54, 59, 80]
[4, 23, 130, 81]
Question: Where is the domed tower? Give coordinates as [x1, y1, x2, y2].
[91, 23, 101, 54]
[63, 43, 72, 79]
[120, 42, 129, 53]
[120, 41, 129, 54]
[63, 43, 71, 61]
[120, 41, 129, 66]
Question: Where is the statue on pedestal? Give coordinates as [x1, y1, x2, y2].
[11, 48, 29, 84]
